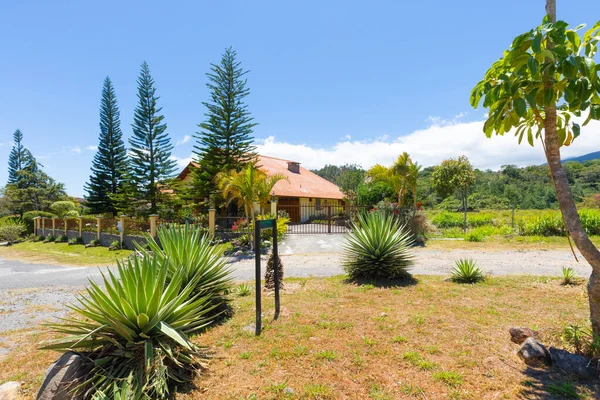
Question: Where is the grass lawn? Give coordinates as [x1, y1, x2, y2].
[0, 241, 133, 266]
[2, 276, 599, 399]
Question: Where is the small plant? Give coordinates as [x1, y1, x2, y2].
[450, 259, 485, 284]
[562, 324, 600, 358]
[299, 277, 308, 288]
[546, 382, 580, 398]
[68, 236, 83, 245]
[109, 240, 121, 251]
[315, 350, 337, 361]
[54, 234, 68, 243]
[236, 283, 252, 297]
[343, 212, 415, 280]
[89, 238, 99, 246]
[239, 351, 251, 359]
[265, 251, 284, 290]
[561, 266, 578, 285]
[43, 234, 55, 243]
[433, 370, 463, 387]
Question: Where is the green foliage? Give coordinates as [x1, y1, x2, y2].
[68, 236, 83, 245]
[44, 234, 55, 243]
[471, 17, 600, 146]
[85, 77, 129, 216]
[129, 61, 176, 215]
[367, 152, 419, 205]
[431, 212, 464, 228]
[21, 211, 55, 233]
[235, 283, 251, 297]
[252, 213, 290, 241]
[450, 259, 485, 284]
[562, 324, 600, 358]
[193, 47, 257, 203]
[0, 221, 26, 242]
[561, 266, 578, 285]
[54, 234, 68, 243]
[110, 240, 121, 248]
[50, 201, 78, 218]
[431, 156, 476, 208]
[141, 224, 233, 313]
[89, 238, 99, 246]
[44, 255, 214, 398]
[7, 129, 27, 184]
[546, 382, 580, 399]
[311, 164, 365, 201]
[465, 230, 484, 242]
[343, 212, 415, 280]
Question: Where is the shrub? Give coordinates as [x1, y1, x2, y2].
[21, 211, 55, 234]
[561, 266, 577, 285]
[0, 222, 26, 242]
[110, 240, 121, 248]
[579, 209, 600, 235]
[236, 283, 251, 297]
[465, 230, 484, 242]
[44, 255, 213, 398]
[55, 234, 68, 243]
[561, 324, 600, 358]
[343, 212, 415, 280]
[89, 239, 99, 246]
[142, 224, 233, 315]
[450, 259, 484, 283]
[467, 213, 494, 227]
[431, 212, 464, 228]
[520, 214, 564, 236]
[252, 214, 290, 241]
[44, 234, 55, 243]
[68, 236, 83, 245]
[265, 252, 284, 290]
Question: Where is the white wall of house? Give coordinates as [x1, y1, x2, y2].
[299, 198, 343, 223]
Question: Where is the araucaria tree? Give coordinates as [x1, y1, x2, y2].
[129, 62, 176, 214]
[193, 47, 257, 204]
[430, 156, 476, 231]
[85, 77, 129, 215]
[471, 0, 600, 336]
[8, 129, 27, 184]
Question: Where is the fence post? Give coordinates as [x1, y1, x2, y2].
[78, 217, 83, 237]
[64, 218, 68, 236]
[149, 215, 158, 237]
[271, 198, 277, 216]
[96, 217, 103, 241]
[208, 209, 216, 236]
[119, 216, 126, 243]
[33, 217, 38, 235]
[41, 218, 46, 236]
[327, 205, 332, 234]
[52, 218, 57, 237]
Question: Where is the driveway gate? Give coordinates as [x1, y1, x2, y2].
[277, 204, 366, 234]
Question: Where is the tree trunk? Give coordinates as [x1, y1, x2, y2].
[543, 0, 600, 337]
[511, 205, 515, 228]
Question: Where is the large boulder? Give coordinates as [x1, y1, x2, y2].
[37, 352, 91, 400]
[509, 327, 538, 345]
[549, 347, 599, 380]
[517, 337, 552, 367]
[0, 382, 22, 400]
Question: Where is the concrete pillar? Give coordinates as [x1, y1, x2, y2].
[270, 198, 278, 216]
[149, 215, 158, 237]
[208, 209, 216, 236]
[96, 217, 103, 241]
[253, 202, 261, 215]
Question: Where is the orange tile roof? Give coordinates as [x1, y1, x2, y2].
[178, 156, 345, 200]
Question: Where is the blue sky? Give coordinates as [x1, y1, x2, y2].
[1, 0, 600, 196]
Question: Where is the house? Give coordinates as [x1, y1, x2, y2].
[175, 155, 345, 223]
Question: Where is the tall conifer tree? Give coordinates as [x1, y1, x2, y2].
[84, 77, 128, 215]
[193, 47, 257, 203]
[8, 129, 26, 184]
[129, 61, 176, 214]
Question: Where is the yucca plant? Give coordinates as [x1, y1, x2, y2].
[44, 255, 215, 398]
[141, 224, 233, 313]
[561, 266, 577, 285]
[235, 283, 252, 297]
[450, 259, 485, 283]
[343, 212, 415, 280]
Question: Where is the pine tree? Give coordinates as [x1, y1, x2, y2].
[193, 47, 257, 203]
[129, 62, 176, 214]
[84, 77, 129, 215]
[8, 129, 26, 184]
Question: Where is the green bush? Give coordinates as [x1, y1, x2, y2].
[44, 234, 55, 243]
[465, 230, 484, 242]
[0, 222, 26, 242]
[68, 236, 83, 245]
[579, 209, 600, 235]
[467, 213, 493, 227]
[431, 212, 464, 228]
[44, 255, 214, 398]
[450, 259, 485, 283]
[142, 224, 233, 314]
[343, 212, 415, 280]
[55, 234, 68, 243]
[465, 226, 514, 241]
[520, 214, 564, 236]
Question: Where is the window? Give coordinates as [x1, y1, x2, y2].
[316, 198, 322, 210]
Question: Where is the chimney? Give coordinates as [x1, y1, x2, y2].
[287, 161, 300, 174]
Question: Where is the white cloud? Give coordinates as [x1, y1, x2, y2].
[87, 145, 98, 151]
[256, 119, 600, 171]
[170, 154, 193, 169]
[65, 146, 81, 154]
[176, 135, 192, 146]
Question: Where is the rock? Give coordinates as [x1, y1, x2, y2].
[0, 242, 9, 247]
[510, 327, 538, 344]
[284, 387, 295, 395]
[549, 347, 598, 380]
[37, 352, 91, 400]
[517, 337, 551, 367]
[380, 312, 388, 317]
[0, 382, 21, 400]
[242, 323, 256, 333]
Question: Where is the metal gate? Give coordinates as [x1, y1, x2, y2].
[277, 204, 365, 234]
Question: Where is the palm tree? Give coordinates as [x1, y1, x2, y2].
[257, 174, 288, 214]
[407, 162, 421, 207]
[367, 152, 419, 205]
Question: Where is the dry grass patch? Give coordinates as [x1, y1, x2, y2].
[1, 276, 600, 399]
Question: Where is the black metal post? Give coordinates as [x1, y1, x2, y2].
[254, 221, 261, 336]
[327, 205, 332, 234]
[273, 221, 280, 319]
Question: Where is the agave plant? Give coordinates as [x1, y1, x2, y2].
[450, 259, 485, 283]
[561, 266, 578, 285]
[45, 255, 214, 398]
[343, 212, 415, 280]
[141, 224, 233, 311]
